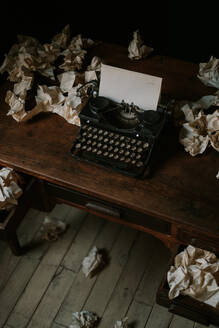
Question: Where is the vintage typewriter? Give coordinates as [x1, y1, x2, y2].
[71, 89, 169, 178]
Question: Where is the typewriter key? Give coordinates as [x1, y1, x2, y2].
[120, 136, 125, 141]
[92, 148, 97, 153]
[93, 128, 98, 133]
[98, 129, 103, 134]
[119, 149, 124, 154]
[120, 156, 125, 161]
[136, 154, 141, 159]
[97, 143, 102, 148]
[125, 158, 131, 163]
[103, 145, 108, 150]
[81, 138, 86, 143]
[130, 153, 136, 158]
[114, 147, 119, 153]
[125, 151, 130, 156]
[136, 161, 143, 167]
[92, 141, 97, 146]
[108, 146, 113, 151]
[114, 134, 119, 139]
[103, 131, 109, 136]
[109, 153, 113, 158]
[97, 150, 102, 155]
[93, 134, 98, 139]
[115, 141, 120, 146]
[120, 143, 125, 148]
[82, 145, 87, 150]
[143, 142, 149, 148]
[82, 131, 87, 137]
[104, 138, 109, 143]
[126, 144, 131, 149]
[137, 147, 143, 153]
[131, 146, 136, 151]
[109, 139, 114, 145]
[87, 140, 91, 145]
[87, 146, 92, 152]
[99, 136, 103, 141]
[131, 160, 136, 165]
[131, 139, 136, 144]
[109, 132, 114, 137]
[103, 151, 109, 156]
[81, 125, 87, 130]
[88, 133, 92, 138]
[114, 154, 119, 159]
[75, 143, 81, 149]
[88, 127, 92, 131]
[137, 140, 142, 146]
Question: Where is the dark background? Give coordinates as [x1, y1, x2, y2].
[0, 1, 218, 63]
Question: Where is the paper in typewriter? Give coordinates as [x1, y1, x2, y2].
[99, 64, 162, 111]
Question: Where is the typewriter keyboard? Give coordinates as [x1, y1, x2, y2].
[71, 124, 151, 177]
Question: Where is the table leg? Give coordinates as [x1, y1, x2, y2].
[7, 232, 23, 256]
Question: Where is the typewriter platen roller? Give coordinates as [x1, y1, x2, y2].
[71, 92, 170, 178]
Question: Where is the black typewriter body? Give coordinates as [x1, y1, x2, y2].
[71, 96, 169, 178]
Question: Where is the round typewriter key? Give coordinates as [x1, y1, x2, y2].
[88, 133, 92, 138]
[136, 154, 141, 159]
[93, 134, 98, 139]
[114, 147, 119, 153]
[75, 143, 81, 149]
[97, 143, 102, 148]
[81, 138, 86, 143]
[103, 131, 109, 136]
[93, 128, 98, 133]
[137, 147, 143, 153]
[108, 146, 113, 151]
[115, 141, 120, 146]
[98, 129, 103, 134]
[114, 134, 119, 139]
[82, 131, 87, 137]
[109, 153, 113, 158]
[81, 125, 87, 130]
[87, 146, 92, 152]
[137, 140, 142, 146]
[97, 150, 102, 155]
[120, 143, 125, 148]
[126, 144, 131, 149]
[126, 137, 131, 142]
[103, 151, 109, 156]
[92, 148, 97, 153]
[82, 145, 87, 150]
[114, 154, 119, 159]
[131, 146, 136, 151]
[131, 160, 136, 165]
[120, 156, 125, 161]
[104, 138, 109, 143]
[109, 132, 114, 137]
[125, 151, 130, 156]
[87, 140, 92, 145]
[130, 152, 136, 158]
[88, 127, 92, 131]
[131, 139, 136, 144]
[136, 161, 143, 167]
[99, 136, 103, 141]
[109, 139, 114, 145]
[143, 142, 149, 148]
[103, 144, 108, 150]
[119, 149, 124, 154]
[120, 136, 125, 141]
[92, 141, 97, 146]
[125, 158, 131, 163]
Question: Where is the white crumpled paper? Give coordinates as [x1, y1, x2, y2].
[168, 245, 219, 308]
[69, 311, 99, 328]
[85, 56, 101, 83]
[128, 30, 153, 60]
[40, 216, 67, 241]
[179, 94, 219, 156]
[0, 25, 96, 126]
[82, 246, 103, 278]
[114, 317, 129, 328]
[0, 167, 23, 211]
[198, 56, 219, 89]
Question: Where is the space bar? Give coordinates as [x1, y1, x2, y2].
[82, 152, 128, 169]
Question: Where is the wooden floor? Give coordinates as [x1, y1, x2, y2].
[0, 204, 216, 328]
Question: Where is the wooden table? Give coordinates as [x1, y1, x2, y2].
[0, 42, 218, 324]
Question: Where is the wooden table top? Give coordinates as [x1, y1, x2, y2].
[0, 43, 218, 234]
